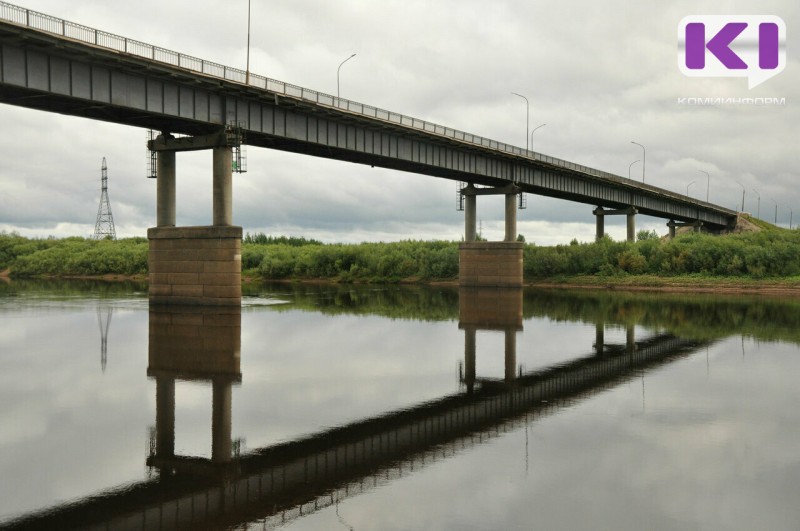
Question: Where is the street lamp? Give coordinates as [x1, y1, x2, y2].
[629, 160, 640, 180]
[245, 0, 252, 85]
[787, 206, 793, 229]
[530, 123, 546, 149]
[631, 141, 645, 183]
[686, 180, 696, 197]
[512, 92, 530, 150]
[337, 53, 356, 98]
[735, 181, 745, 212]
[752, 188, 760, 219]
[699, 170, 710, 202]
[771, 198, 778, 224]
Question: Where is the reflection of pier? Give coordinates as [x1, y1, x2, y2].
[459, 287, 523, 391]
[147, 306, 242, 477]
[2, 302, 708, 531]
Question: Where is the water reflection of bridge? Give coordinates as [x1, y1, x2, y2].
[2, 290, 708, 531]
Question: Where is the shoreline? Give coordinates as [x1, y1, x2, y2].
[6, 271, 800, 296]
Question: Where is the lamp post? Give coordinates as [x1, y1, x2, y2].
[686, 180, 696, 197]
[752, 188, 760, 219]
[788, 206, 793, 229]
[699, 170, 710, 202]
[628, 160, 640, 180]
[735, 181, 745, 212]
[337, 53, 356, 98]
[771, 198, 778, 224]
[530, 123, 546, 149]
[512, 92, 530, 150]
[631, 141, 645, 183]
[245, 0, 251, 85]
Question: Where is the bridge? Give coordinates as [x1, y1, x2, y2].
[0, 300, 708, 530]
[0, 2, 739, 303]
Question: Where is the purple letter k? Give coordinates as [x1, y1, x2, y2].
[686, 22, 748, 70]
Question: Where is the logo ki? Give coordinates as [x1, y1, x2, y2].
[678, 16, 786, 89]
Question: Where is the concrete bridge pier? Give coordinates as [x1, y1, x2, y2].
[148, 131, 242, 306]
[593, 206, 638, 243]
[459, 184, 523, 287]
[667, 219, 703, 239]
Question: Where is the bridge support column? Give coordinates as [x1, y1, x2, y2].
[594, 207, 605, 242]
[667, 220, 677, 239]
[505, 192, 517, 242]
[464, 185, 477, 242]
[627, 210, 637, 243]
[213, 147, 233, 226]
[156, 145, 176, 227]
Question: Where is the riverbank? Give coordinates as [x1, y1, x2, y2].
[5, 228, 800, 295]
[526, 274, 800, 296]
[5, 268, 800, 297]
[246, 270, 800, 297]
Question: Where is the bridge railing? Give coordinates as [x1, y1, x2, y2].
[0, 2, 733, 214]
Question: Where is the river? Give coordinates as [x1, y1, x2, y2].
[1, 280, 799, 530]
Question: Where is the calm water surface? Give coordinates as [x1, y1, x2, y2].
[1, 280, 799, 530]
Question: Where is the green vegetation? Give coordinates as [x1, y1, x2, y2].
[4, 223, 800, 284]
[244, 239, 459, 282]
[242, 233, 322, 246]
[525, 229, 800, 278]
[0, 232, 148, 277]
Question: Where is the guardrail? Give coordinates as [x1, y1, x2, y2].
[0, 1, 735, 214]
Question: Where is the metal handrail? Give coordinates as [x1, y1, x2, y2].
[0, 1, 734, 213]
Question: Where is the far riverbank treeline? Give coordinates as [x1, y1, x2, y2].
[2, 228, 800, 281]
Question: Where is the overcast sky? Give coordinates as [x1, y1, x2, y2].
[0, 0, 797, 244]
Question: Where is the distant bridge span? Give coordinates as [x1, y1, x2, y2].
[0, 2, 736, 229]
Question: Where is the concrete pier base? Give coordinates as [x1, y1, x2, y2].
[148, 225, 242, 306]
[459, 242, 524, 287]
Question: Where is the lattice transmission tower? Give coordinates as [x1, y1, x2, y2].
[93, 157, 116, 239]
